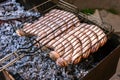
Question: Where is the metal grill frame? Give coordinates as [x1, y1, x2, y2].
[0, 0, 113, 72]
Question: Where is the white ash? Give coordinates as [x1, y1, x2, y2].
[0, 0, 95, 80]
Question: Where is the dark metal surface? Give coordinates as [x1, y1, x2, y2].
[83, 46, 120, 80]
[0, 71, 6, 80]
[82, 34, 120, 80]
[0, 0, 5, 3]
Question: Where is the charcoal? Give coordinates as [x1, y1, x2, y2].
[0, 0, 40, 23]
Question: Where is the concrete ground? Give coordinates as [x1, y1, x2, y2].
[64, 0, 120, 15]
[88, 9, 120, 33]
[100, 10, 120, 34]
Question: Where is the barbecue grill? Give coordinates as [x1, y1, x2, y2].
[0, 0, 120, 80]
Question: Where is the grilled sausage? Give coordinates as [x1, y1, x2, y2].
[87, 25, 107, 47]
[47, 38, 65, 60]
[56, 36, 73, 67]
[18, 9, 69, 34]
[35, 31, 65, 61]
[16, 9, 60, 36]
[23, 9, 60, 32]
[80, 24, 99, 53]
[66, 35, 82, 64]
[56, 28, 82, 66]
[67, 24, 91, 61]
[25, 12, 61, 36]
[27, 10, 66, 37]
[39, 33, 73, 63]
[47, 24, 74, 63]
[16, 9, 78, 39]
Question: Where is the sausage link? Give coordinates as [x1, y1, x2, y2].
[80, 24, 99, 53]
[23, 9, 60, 31]
[90, 25, 107, 47]
[69, 24, 91, 59]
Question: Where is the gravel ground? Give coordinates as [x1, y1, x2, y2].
[0, 0, 96, 80]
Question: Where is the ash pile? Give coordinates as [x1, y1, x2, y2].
[0, 0, 95, 80]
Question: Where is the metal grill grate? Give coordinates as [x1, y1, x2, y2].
[0, 0, 113, 71]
